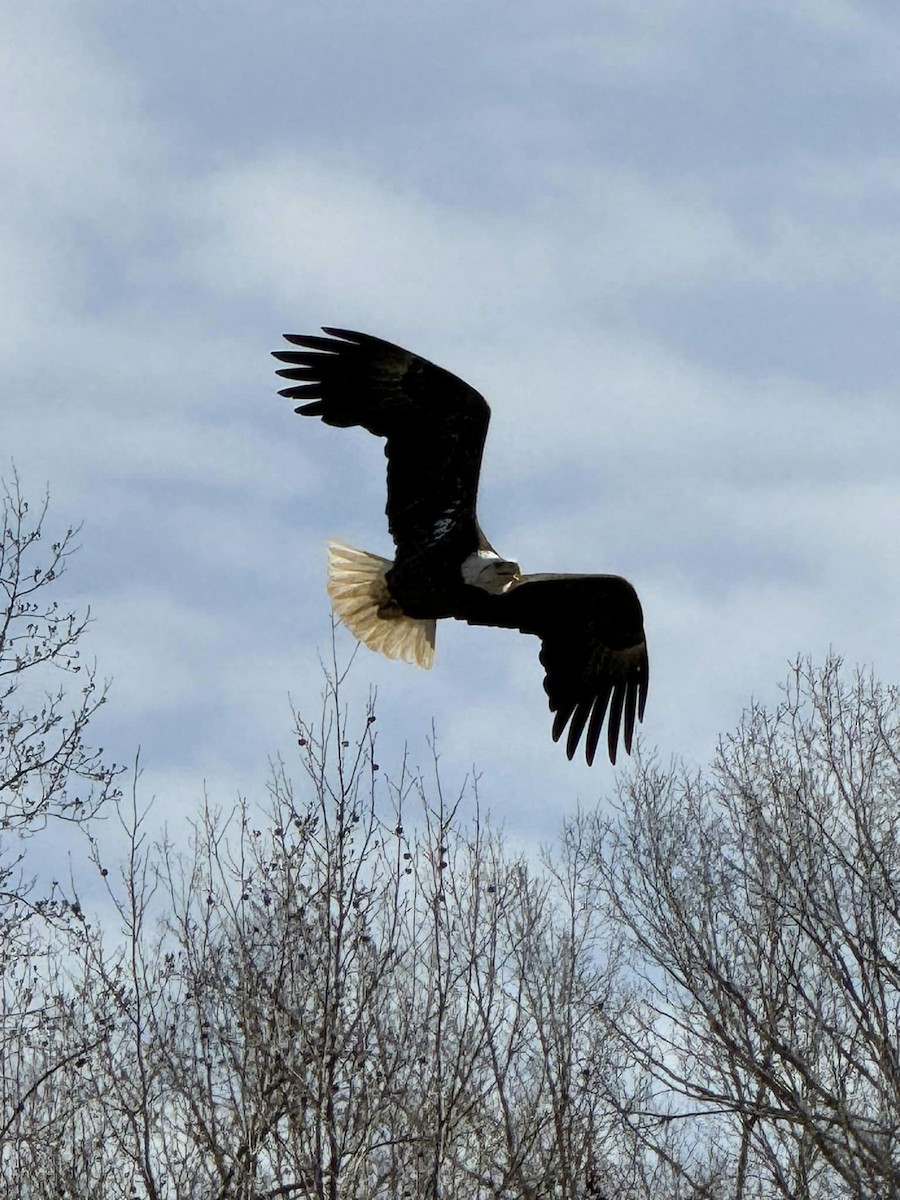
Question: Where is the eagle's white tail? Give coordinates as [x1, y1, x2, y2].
[326, 541, 436, 669]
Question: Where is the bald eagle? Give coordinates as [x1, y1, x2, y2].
[273, 328, 648, 765]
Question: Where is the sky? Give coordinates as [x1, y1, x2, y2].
[5, 0, 900, 853]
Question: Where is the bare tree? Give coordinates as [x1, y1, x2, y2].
[590, 656, 900, 1200]
[0, 473, 120, 1193]
[3, 652, 685, 1199]
[0, 470, 120, 828]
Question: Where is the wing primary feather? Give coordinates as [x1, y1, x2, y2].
[294, 400, 326, 416]
[623, 682, 638, 754]
[275, 368, 322, 382]
[638, 669, 649, 721]
[320, 326, 376, 344]
[566, 700, 592, 761]
[281, 333, 344, 351]
[584, 682, 614, 767]
[607, 685, 626, 765]
[279, 384, 323, 399]
[272, 351, 319, 365]
[552, 698, 578, 743]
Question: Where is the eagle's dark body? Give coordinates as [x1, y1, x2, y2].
[274, 327, 648, 765]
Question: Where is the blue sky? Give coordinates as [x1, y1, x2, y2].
[6, 0, 900, 842]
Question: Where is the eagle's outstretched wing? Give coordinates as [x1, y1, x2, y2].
[461, 574, 648, 765]
[273, 328, 490, 558]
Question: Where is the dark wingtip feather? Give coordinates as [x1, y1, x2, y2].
[607, 685, 626, 766]
[278, 384, 323, 400]
[584, 683, 613, 767]
[566, 700, 591, 762]
[294, 400, 327, 416]
[551, 699, 577, 743]
[275, 368, 320, 382]
[282, 332, 343, 351]
[623, 682, 638, 755]
[320, 326, 367, 342]
[272, 351, 317, 366]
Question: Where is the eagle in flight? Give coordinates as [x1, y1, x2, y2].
[273, 328, 648, 765]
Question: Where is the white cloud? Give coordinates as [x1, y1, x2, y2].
[775, 0, 900, 74]
[0, 4, 163, 358]
[175, 144, 900, 370]
[497, 0, 722, 84]
[1, 6, 155, 219]
[171, 152, 553, 341]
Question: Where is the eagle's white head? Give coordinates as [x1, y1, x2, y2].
[461, 549, 521, 595]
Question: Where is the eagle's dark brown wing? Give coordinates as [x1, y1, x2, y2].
[459, 574, 648, 765]
[273, 329, 489, 561]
